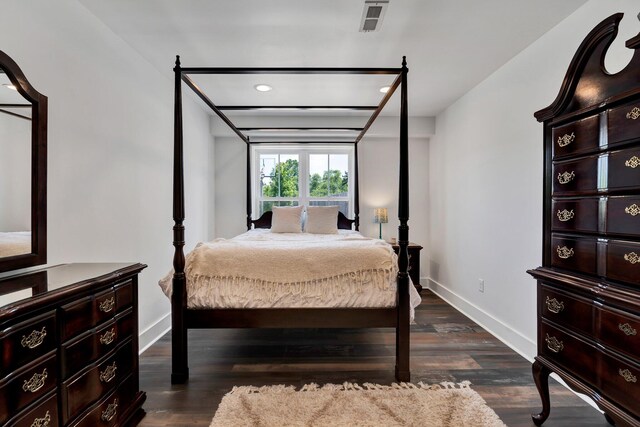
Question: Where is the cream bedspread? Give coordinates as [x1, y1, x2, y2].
[159, 230, 421, 319]
[0, 231, 31, 257]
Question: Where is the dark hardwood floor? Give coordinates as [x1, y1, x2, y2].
[139, 291, 609, 426]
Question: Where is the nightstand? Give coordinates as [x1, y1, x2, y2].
[391, 243, 423, 293]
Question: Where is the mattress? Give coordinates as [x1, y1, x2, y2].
[159, 229, 421, 319]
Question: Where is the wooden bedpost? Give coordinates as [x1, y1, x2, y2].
[172, 55, 189, 384]
[354, 142, 360, 231]
[247, 137, 252, 230]
[395, 56, 410, 382]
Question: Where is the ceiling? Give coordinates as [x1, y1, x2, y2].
[78, 0, 588, 117]
[0, 72, 32, 119]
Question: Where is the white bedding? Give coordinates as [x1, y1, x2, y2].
[159, 229, 421, 320]
[0, 231, 31, 257]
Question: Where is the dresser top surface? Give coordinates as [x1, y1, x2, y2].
[0, 263, 146, 317]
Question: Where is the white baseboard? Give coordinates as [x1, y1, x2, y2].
[425, 277, 536, 362]
[139, 312, 171, 355]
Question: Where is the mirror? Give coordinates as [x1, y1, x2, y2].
[0, 50, 47, 273]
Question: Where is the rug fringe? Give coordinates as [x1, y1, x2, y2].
[227, 380, 472, 395]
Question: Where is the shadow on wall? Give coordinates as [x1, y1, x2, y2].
[429, 259, 440, 283]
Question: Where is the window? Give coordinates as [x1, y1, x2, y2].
[254, 147, 353, 217]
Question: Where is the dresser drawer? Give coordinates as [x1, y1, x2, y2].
[605, 239, 640, 286]
[115, 280, 133, 312]
[61, 288, 121, 342]
[69, 374, 137, 427]
[61, 297, 93, 341]
[552, 115, 600, 158]
[539, 285, 593, 335]
[606, 196, 640, 237]
[551, 235, 597, 275]
[62, 340, 133, 423]
[599, 352, 640, 418]
[61, 310, 133, 379]
[599, 307, 640, 360]
[608, 147, 640, 191]
[5, 392, 59, 427]
[551, 198, 599, 233]
[608, 101, 640, 146]
[552, 155, 600, 195]
[539, 321, 596, 384]
[0, 354, 57, 425]
[94, 289, 117, 326]
[0, 311, 56, 377]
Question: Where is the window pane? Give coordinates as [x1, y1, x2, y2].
[309, 154, 349, 197]
[260, 200, 299, 216]
[278, 155, 299, 197]
[309, 200, 349, 216]
[309, 154, 328, 197]
[260, 154, 277, 197]
[260, 154, 299, 198]
[329, 154, 349, 197]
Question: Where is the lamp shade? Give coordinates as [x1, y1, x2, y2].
[374, 208, 388, 224]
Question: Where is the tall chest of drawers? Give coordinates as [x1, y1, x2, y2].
[529, 13, 640, 427]
[0, 263, 146, 426]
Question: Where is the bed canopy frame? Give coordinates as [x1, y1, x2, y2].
[171, 56, 411, 383]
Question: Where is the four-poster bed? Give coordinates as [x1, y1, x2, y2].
[170, 57, 412, 384]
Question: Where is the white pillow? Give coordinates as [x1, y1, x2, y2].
[305, 205, 339, 234]
[270, 205, 303, 233]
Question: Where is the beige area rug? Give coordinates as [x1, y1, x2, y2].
[210, 381, 506, 427]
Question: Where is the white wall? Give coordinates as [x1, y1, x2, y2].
[427, 0, 640, 358]
[359, 136, 429, 255]
[0, 0, 214, 349]
[0, 113, 30, 231]
[214, 136, 246, 239]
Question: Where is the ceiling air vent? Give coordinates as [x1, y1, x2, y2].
[359, 0, 389, 32]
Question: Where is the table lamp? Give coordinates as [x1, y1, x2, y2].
[374, 208, 388, 239]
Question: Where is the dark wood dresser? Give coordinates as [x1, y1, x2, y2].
[529, 13, 640, 427]
[0, 263, 146, 426]
[392, 242, 423, 293]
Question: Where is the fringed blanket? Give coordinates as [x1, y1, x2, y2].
[159, 230, 421, 318]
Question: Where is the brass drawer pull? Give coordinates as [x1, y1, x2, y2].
[556, 246, 574, 259]
[101, 399, 118, 423]
[557, 171, 575, 185]
[100, 328, 116, 345]
[624, 252, 640, 265]
[99, 362, 118, 383]
[556, 209, 575, 222]
[99, 297, 115, 313]
[22, 368, 47, 393]
[619, 368, 637, 383]
[21, 326, 47, 349]
[619, 323, 637, 336]
[626, 155, 640, 169]
[545, 297, 565, 314]
[30, 410, 51, 427]
[557, 132, 575, 147]
[545, 334, 564, 353]
[626, 106, 640, 120]
[625, 204, 640, 217]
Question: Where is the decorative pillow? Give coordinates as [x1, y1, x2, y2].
[270, 205, 304, 233]
[305, 205, 339, 234]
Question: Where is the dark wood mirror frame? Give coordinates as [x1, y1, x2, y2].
[0, 50, 47, 273]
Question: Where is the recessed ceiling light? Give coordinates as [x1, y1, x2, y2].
[254, 84, 273, 92]
[379, 86, 390, 93]
[2, 83, 17, 91]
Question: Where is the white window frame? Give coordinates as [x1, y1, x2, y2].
[252, 145, 355, 217]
